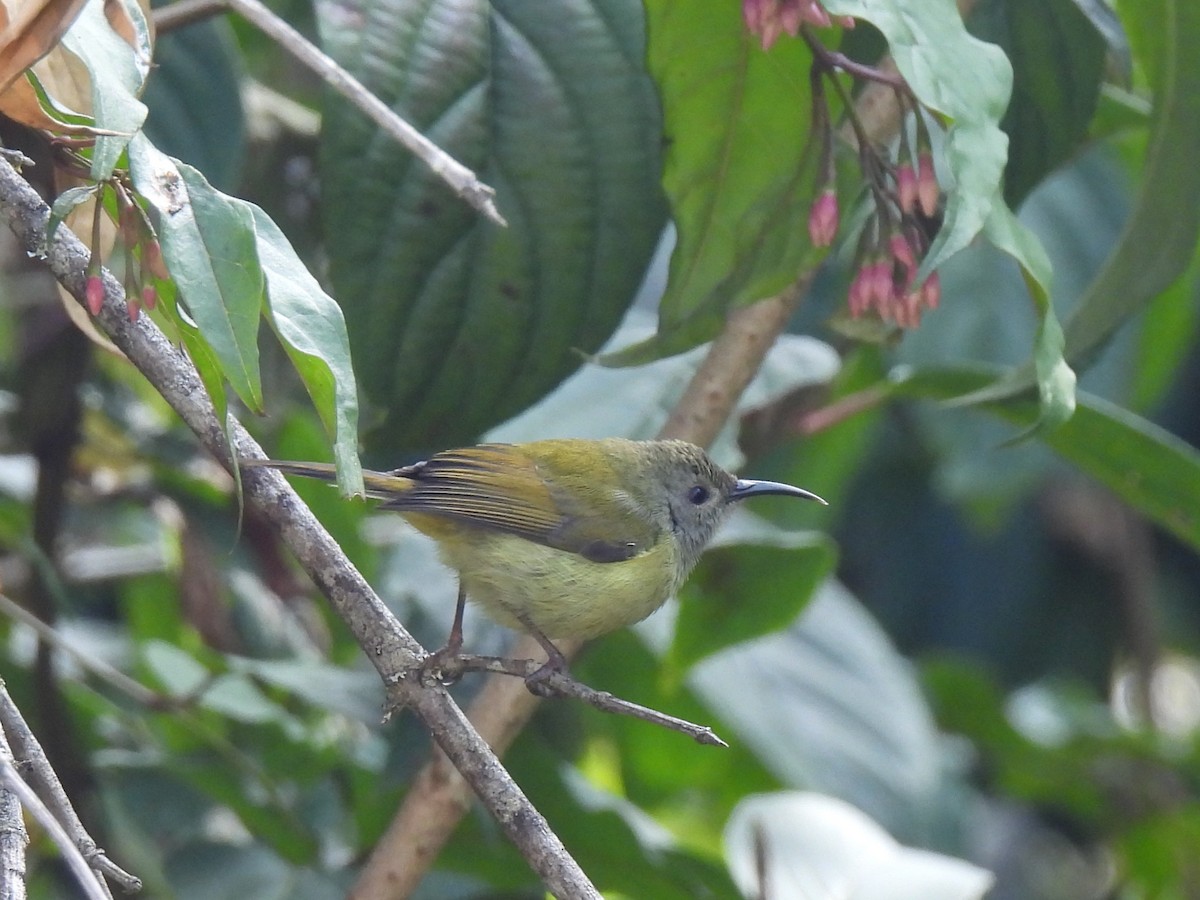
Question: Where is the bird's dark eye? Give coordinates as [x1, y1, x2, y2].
[688, 485, 710, 505]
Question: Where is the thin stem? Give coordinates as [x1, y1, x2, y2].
[152, 0, 506, 227]
[0, 684, 141, 894]
[436, 655, 728, 747]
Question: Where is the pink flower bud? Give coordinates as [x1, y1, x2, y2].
[896, 163, 918, 213]
[779, 0, 804, 36]
[921, 270, 941, 309]
[848, 265, 870, 317]
[85, 275, 104, 315]
[808, 188, 839, 247]
[143, 239, 170, 281]
[836, 15, 855, 28]
[869, 259, 894, 309]
[918, 151, 939, 217]
[801, 0, 831, 28]
[126, 294, 141, 322]
[743, 0, 766, 35]
[142, 285, 158, 311]
[889, 233, 915, 272]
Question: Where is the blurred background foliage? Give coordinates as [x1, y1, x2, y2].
[0, 0, 1198, 897]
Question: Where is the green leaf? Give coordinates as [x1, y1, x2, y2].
[825, 0, 1013, 276]
[690, 582, 945, 839]
[1061, 0, 1200, 366]
[671, 526, 836, 675]
[977, 204, 1075, 433]
[826, 0, 1073, 426]
[319, 0, 667, 456]
[59, 0, 151, 179]
[898, 368, 1200, 553]
[129, 135, 266, 414]
[142, 639, 210, 698]
[953, 0, 1200, 408]
[968, 0, 1110, 206]
[250, 207, 363, 493]
[605, 0, 820, 365]
[47, 184, 99, 245]
[141, 13, 246, 191]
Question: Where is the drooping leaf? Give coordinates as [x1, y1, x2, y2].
[58, 0, 151, 178]
[968, 0, 1110, 206]
[250, 207, 363, 493]
[129, 135, 265, 414]
[954, 0, 1200, 408]
[318, 0, 667, 457]
[604, 1, 821, 365]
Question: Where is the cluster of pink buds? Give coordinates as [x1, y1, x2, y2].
[82, 179, 168, 321]
[743, 0, 854, 51]
[761, 13, 949, 329]
[842, 122, 944, 328]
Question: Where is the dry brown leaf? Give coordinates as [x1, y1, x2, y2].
[0, 0, 91, 93]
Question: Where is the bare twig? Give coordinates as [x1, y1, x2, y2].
[152, 0, 506, 227]
[435, 655, 728, 747]
[0, 724, 28, 900]
[0, 756, 108, 900]
[0, 684, 140, 895]
[0, 156, 596, 900]
[0, 593, 160, 708]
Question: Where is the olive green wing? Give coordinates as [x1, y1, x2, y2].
[381, 444, 657, 562]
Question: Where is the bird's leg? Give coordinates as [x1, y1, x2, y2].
[418, 584, 469, 684]
[512, 612, 571, 696]
[446, 583, 467, 656]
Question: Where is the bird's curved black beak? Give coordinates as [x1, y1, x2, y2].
[731, 479, 827, 505]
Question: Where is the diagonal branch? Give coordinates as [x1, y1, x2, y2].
[152, 0, 506, 227]
[0, 155, 595, 900]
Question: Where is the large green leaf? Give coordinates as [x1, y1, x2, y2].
[251, 208, 363, 493]
[318, 0, 667, 457]
[130, 136, 363, 484]
[670, 523, 836, 677]
[898, 368, 1200, 553]
[957, 0, 1200, 406]
[605, 0, 821, 365]
[130, 136, 265, 414]
[968, 0, 1110, 207]
[690, 582, 946, 841]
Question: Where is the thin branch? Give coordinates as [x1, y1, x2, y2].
[152, 0, 507, 227]
[0, 156, 597, 900]
[0, 724, 27, 900]
[0, 593, 160, 708]
[0, 685, 140, 895]
[0, 757, 108, 900]
[438, 655, 727, 747]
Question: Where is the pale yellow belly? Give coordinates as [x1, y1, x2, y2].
[434, 532, 679, 641]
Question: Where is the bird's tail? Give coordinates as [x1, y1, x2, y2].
[240, 459, 415, 501]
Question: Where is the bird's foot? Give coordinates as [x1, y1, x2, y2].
[523, 648, 572, 698]
[417, 643, 467, 686]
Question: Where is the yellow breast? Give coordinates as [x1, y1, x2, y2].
[425, 527, 680, 641]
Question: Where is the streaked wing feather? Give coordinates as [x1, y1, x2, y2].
[381, 444, 653, 560]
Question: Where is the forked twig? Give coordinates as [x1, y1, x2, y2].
[153, 0, 506, 226]
[421, 655, 728, 748]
